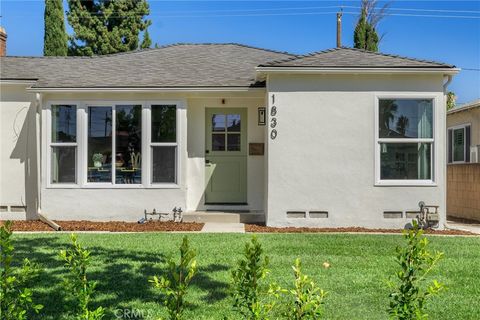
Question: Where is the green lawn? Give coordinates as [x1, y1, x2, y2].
[11, 233, 480, 319]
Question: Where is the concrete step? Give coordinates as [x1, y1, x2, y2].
[201, 222, 245, 233]
[183, 211, 264, 223]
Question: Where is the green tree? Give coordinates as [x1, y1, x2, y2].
[140, 29, 152, 49]
[66, 0, 151, 56]
[44, 0, 68, 56]
[354, 0, 389, 52]
[446, 92, 456, 110]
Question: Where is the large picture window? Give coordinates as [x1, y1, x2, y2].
[377, 98, 434, 183]
[51, 105, 77, 184]
[48, 101, 180, 188]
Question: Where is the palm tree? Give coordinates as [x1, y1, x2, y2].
[380, 100, 398, 137]
[396, 115, 409, 137]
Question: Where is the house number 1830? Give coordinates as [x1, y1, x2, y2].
[270, 95, 278, 140]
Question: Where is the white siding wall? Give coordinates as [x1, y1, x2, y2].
[0, 84, 39, 219]
[266, 73, 447, 228]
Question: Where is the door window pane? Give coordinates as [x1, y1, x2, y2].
[379, 99, 433, 138]
[52, 105, 76, 142]
[453, 128, 465, 162]
[116, 105, 142, 184]
[380, 143, 431, 180]
[227, 134, 241, 151]
[51, 146, 76, 183]
[212, 134, 225, 151]
[88, 107, 112, 183]
[152, 146, 176, 183]
[227, 114, 241, 132]
[152, 105, 176, 142]
[212, 114, 226, 132]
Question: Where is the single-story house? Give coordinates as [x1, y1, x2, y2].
[447, 99, 480, 222]
[0, 40, 459, 228]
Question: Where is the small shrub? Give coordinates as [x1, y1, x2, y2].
[388, 220, 444, 319]
[0, 221, 43, 320]
[60, 234, 104, 320]
[280, 258, 327, 319]
[150, 236, 197, 320]
[231, 236, 276, 320]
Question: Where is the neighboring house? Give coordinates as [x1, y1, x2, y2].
[0, 39, 459, 228]
[447, 99, 480, 222]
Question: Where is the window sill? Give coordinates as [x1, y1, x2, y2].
[375, 180, 437, 187]
[46, 183, 181, 190]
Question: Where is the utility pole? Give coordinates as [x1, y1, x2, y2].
[336, 10, 343, 48]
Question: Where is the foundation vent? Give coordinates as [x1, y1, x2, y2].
[406, 211, 420, 219]
[309, 211, 328, 218]
[286, 211, 306, 219]
[383, 211, 403, 219]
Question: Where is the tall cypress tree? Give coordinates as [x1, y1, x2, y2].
[67, 0, 151, 56]
[44, 0, 68, 56]
[354, 8, 379, 52]
[140, 28, 152, 49]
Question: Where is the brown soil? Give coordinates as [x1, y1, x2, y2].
[0, 220, 204, 232]
[245, 224, 475, 236]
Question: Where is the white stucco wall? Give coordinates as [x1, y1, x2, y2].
[0, 83, 39, 219]
[265, 73, 447, 228]
[0, 91, 267, 221]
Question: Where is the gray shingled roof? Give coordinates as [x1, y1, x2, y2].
[0, 43, 294, 88]
[1, 44, 455, 89]
[259, 47, 455, 68]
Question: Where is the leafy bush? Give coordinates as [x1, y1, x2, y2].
[150, 236, 197, 320]
[231, 236, 277, 320]
[388, 220, 444, 319]
[280, 258, 327, 319]
[60, 234, 104, 320]
[0, 220, 43, 320]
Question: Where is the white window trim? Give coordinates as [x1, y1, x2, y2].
[448, 123, 471, 164]
[374, 93, 438, 187]
[46, 100, 184, 189]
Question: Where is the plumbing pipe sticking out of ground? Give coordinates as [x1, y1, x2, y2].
[38, 213, 62, 231]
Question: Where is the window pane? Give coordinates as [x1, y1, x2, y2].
[212, 133, 225, 151]
[116, 105, 142, 184]
[87, 107, 112, 183]
[227, 134, 241, 151]
[152, 105, 176, 142]
[212, 114, 226, 132]
[51, 146, 76, 183]
[227, 114, 241, 132]
[152, 146, 176, 183]
[379, 99, 433, 139]
[453, 128, 465, 162]
[52, 105, 76, 142]
[380, 143, 431, 180]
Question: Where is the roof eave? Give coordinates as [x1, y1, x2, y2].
[255, 67, 460, 75]
[24, 86, 267, 93]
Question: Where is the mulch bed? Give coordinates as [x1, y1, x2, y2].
[0, 220, 204, 232]
[245, 224, 475, 235]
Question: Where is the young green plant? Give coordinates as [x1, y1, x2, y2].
[150, 236, 197, 320]
[60, 234, 104, 320]
[0, 221, 43, 320]
[387, 220, 445, 320]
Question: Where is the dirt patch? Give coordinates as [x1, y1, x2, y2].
[245, 224, 475, 236]
[1, 220, 204, 232]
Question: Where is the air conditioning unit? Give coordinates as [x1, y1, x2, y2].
[470, 145, 480, 163]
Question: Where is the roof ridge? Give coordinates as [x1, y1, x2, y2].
[259, 47, 342, 66]
[1, 43, 295, 60]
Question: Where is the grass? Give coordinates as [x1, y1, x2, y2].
[10, 233, 480, 319]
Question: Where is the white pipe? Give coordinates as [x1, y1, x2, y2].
[443, 75, 453, 93]
[35, 93, 42, 218]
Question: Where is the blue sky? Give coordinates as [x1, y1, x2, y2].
[0, 0, 479, 103]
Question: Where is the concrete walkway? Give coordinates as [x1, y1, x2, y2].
[445, 221, 480, 235]
[201, 222, 245, 233]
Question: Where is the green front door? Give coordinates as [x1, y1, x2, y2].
[205, 108, 247, 204]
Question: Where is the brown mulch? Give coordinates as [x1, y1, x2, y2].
[0, 220, 204, 232]
[245, 224, 475, 236]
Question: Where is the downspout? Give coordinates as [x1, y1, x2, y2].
[443, 75, 453, 93]
[35, 92, 42, 218]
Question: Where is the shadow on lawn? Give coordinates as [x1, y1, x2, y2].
[12, 236, 231, 320]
